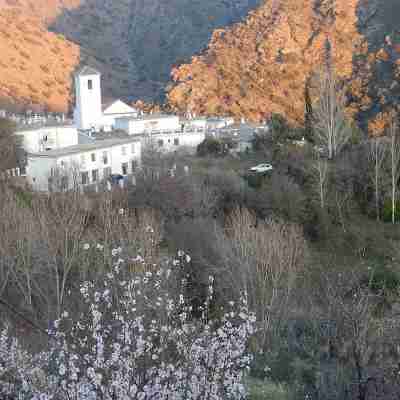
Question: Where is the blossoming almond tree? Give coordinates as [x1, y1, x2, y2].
[0, 251, 256, 400]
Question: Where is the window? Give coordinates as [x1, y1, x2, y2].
[61, 176, 68, 191]
[174, 138, 179, 146]
[81, 171, 89, 185]
[158, 139, 164, 147]
[103, 167, 111, 178]
[121, 162, 128, 175]
[121, 146, 127, 156]
[92, 169, 99, 182]
[131, 160, 138, 173]
[80, 154, 86, 165]
[131, 143, 136, 154]
[91, 153, 96, 162]
[88, 79, 93, 90]
[102, 151, 108, 164]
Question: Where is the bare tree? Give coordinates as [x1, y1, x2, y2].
[313, 70, 352, 160]
[215, 208, 307, 350]
[47, 162, 81, 192]
[368, 137, 386, 221]
[388, 114, 400, 223]
[312, 157, 329, 210]
[0, 118, 23, 174]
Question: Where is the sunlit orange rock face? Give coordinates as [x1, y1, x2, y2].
[167, 0, 400, 134]
[0, 1, 82, 112]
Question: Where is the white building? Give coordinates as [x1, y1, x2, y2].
[145, 131, 206, 154]
[15, 124, 79, 153]
[73, 67, 138, 132]
[182, 117, 207, 131]
[206, 117, 235, 131]
[26, 137, 141, 191]
[115, 114, 181, 135]
[101, 99, 139, 132]
[115, 114, 206, 153]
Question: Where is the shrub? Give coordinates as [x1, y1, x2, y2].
[197, 137, 223, 157]
[382, 198, 400, 223]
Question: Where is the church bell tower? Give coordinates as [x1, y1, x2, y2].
[74, 66, 102, 131]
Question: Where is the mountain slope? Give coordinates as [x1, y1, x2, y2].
[0, 7, 80, 112]
[0, 0, 261, 111]
[51, 0, 262, 100]
[167, 0, 400, 133]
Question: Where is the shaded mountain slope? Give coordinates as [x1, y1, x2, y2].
[167, 0, 400, 133]
[51, 0, 262, 100]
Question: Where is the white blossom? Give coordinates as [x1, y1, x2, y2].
[0, 250, 256, 400]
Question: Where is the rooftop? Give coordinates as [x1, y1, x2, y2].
[75, 66, 101, 77]
[28, 137, 140, 158]
[16, 122, 76, 132]
[116, 113, 179, 122]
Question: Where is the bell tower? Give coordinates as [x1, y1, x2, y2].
[74, 66, 102, 131]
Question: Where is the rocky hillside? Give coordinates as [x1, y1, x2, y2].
[0, 1, 80, 112]
[168, 0, 400, 133]
[0, 0, 260, 111]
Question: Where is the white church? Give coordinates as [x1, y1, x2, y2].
[73, 66, 139, 132]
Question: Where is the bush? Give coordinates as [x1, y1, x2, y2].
[197, 137, 223, 157]
[382, 198, 400, 223]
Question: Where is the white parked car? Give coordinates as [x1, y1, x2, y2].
[249, 163, 273, 173]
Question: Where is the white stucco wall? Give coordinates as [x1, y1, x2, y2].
[26, 156, 56, 191]
[74, 72, 103, 130]
[206, 117, 235, 130]
[114, 118, 130, 133]
[186, 118, 207, 130]
[16, 126, 79, 153]
[145, 131, 205, 153]
[100, 113, 137, 132]
[116, 115, 181, 135]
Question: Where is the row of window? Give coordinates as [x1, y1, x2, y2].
[80, 144, 137, 165]
[80, 160, 138, 185]
[158, 138, 180, 148]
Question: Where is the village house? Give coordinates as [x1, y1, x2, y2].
[143, 131, 206, 154]
[26, 137, 141, 192]
[115, 114, 181, 135]
[15, 124, 79, 153]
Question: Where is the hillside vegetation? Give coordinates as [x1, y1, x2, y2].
[168, 0, 400, 134]
[0, 4, 80, 112]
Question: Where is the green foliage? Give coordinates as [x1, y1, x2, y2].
[245, 377, 289, 400]
[269, 114, 291, 140]
[348, 123, 363, 145]
[362, 265, 400, 294]
[382, 198, 400, 223]
[14, 188, 33, 209]
[244, 172, 266, 188]
[197, 137, 223, 157]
